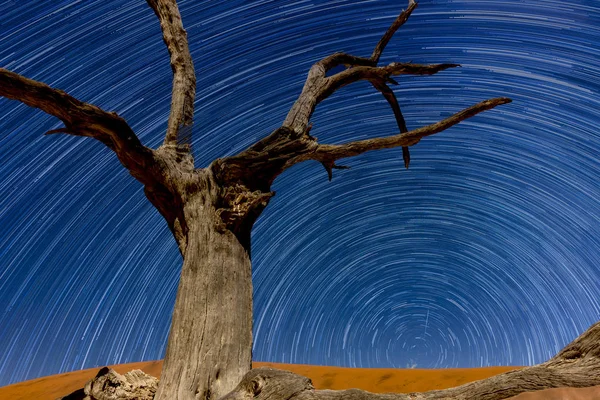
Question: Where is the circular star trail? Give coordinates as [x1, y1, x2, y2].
[1, 0, 600, 386]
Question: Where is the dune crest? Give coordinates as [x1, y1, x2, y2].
[0, 361, 519, 400]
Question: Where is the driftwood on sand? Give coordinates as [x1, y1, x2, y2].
[62, 321, 600, 400]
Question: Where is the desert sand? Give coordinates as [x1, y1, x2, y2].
[2, 361, 600, 399]
[0, 360, 521, 400]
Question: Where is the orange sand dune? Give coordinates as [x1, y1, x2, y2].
[0, 360, 520, 400]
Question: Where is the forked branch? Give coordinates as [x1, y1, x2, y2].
[283, 57, 460, 135]
[147, 0, 196, 150]
[216, 0, 511, 195]
[0, 68, 155, 184]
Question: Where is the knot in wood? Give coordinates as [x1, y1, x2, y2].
[217, 185, 274, 232]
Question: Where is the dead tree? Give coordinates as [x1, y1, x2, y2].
[63, 321, 600, 400]
[0, 1, 512, 399]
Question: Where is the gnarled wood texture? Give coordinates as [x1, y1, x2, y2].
[0, 69, 156, 184]
[59, 367, 158, 400]
[154, 171, 253, 400]
[147, 0, 196, 149]
[0, 1, 515, 399]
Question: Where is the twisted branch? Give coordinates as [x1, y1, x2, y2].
[216, 0, 510, 192]
[147, 0, 196, 150]
[0, 68, 155, 184]
[311, 97, 512, 163]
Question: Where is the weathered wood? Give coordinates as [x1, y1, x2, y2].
[507, 385, 600, 399]
[60, 367, 158, 400]
[312, 98, 511, 162]
[221, 322, 600, 400]
[0, 68, 193, 257]
[147, 0, 196, 149]
[282, 56, 460, 135]
[0, 1, 518, 400]
[370, 0, 417, 64]
[59, 321, 600, 399]
[370, 80, 411, 168]
[0, 69, 156, 185]
[219, 0, 510, 185]
[154, 170, 253, 400]
[216, 97, 510, 193]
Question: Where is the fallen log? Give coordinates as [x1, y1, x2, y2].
[61, 321, 600, 400]
[222, 321, 600, 400]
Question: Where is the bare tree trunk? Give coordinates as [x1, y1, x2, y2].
[0, 2, 515, 399]
[154, 172, 253, 400]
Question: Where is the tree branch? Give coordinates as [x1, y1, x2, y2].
[283, 57, 460, 135]
[371, 81, 411, 168]
[213, 97, 510, 226]
[211, 0, 511, 232]
[147, 0, 196, 149]
[312, 97, 512, 163]
[324, 62, 460, 101]
[371, 0, 418, 63]
[0, 68, 155, 184]
[282, 0, 450, 135]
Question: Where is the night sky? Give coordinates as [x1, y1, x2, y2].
[1, 0, 600, 387]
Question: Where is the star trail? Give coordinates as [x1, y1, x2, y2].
[1, 0, 600, 387]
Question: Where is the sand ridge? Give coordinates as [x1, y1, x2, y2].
[0, 360, 521, 400]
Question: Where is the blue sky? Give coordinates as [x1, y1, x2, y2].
[1, 0, 600, 386]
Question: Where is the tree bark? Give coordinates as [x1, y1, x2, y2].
[153, 171, 253, 400]
[0, 1, 515, 400]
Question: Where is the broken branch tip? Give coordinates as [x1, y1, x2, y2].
[45, 128, 70, 136]
[489, 97, 513, 106]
